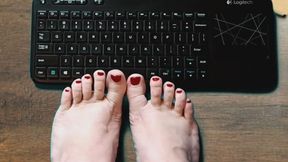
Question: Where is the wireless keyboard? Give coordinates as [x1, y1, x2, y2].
[30, 0, 278, 92]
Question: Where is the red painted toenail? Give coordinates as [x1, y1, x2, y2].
[76, 80, 81, 84]
[131, 77, 141, 85]
[111, 75, 122, 82]
[152, 77, 160, 81]
[167, 83, 173, 87]
[65, 89, 70, 92]
[85, 76, 90, 79]
[176, 90, 183, 93]
[97, 72, 104, 76]
[187, 99, 192, 103]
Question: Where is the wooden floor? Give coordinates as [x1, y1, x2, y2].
[1, 0, 288, 161]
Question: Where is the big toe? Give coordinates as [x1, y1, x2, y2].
[127, 74, 147, 113]
[106, 70, 127, 106]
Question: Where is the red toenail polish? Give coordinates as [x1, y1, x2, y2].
[111, 75, 122, 82]
[187, 99, 192, 103]
[76, 80, 81, 84]
[65, 89, 69, 92]
[97, 72, 104, 76]
[152, 77, 160, 81]
[131, 77, 141, 85]
[167, 84, 173, 87]
[176, 90, 182, 93]
[85, 76, 90, 79]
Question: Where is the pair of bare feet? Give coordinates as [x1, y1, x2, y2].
[51, 70, 200, 162]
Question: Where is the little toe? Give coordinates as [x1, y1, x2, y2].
[127, 74, 147, 112]
[174, 88, 186, 115]
[93, 70, 106, 100]
[106, 70, 127, 105]
[150, 76, 163, 106]
[59, 87, 72, 111]
[82, 74, 93, 100]
[71, 79, 83, 104]
[163, 82, 175, 108]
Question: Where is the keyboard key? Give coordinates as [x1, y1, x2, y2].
[73, 55, 84, 67]
[59, 20, 70, 30]
[141, 45, 152, 56]
[104, 44, 115, 55]
[67, 44, 78, 54]
[173, 69, 184, 80]
[36, 44, 53, 54]
[173, 57, 184, 68]
[104, 11, 115, 19]
[47, 20, 58, 30]
[123, 56, 134, 67]
[161, 12, 171, 19]
[35, 67, 46, 78]
[147, 57, 158, 67]
[83, 20, 94, 30]
[48, 11, 59, 19]
[175, 32, 187, 44]
[127, 12, 137, 19]
[89, 32, 100, 43]
[108, 21, 119, 31]
[110, 57, 121, 67]
[83, 11, 92, 19]
[153, 45, 164, 56]
[113, 33, 125, 43]
[95, 21, 107, 31]
[160, 57, 171, 67]
[138, 32, 149, 44]
[178, 45, 190, 56]
[61, 55, 71, 66]
[166, 45, 177, 56]
[79, 44, 90, 54]
[37, 20, 46, 30]
[173, 12, 183, 19]
[163, 33, 174, 44]
[59, 11, 70, 19]
[101, 32, 113, 43]
[159, 69, 171, 81]
[116, 11, 126, 20]
[157, 21, 169, 32]
[37, 10, 47, 18]
[128, 44, 140, 56]
[51, 32, 63, 42]
[184, 13, 194, 20]
[132, 21, 143, 31]
[37, 32, 50, 42]
[71, 11, 82, 19]
[91, 44, 102, 55]
[116, 45, 127, 56]
[185, 69, 196, 80]
[55, 44, 66, 54]
[86, 56, 97, 67]
[60, 68, 71, 79]
[139, 12, 149, 19]
[135, 57, 146, 67]
[94, 11, 104, 19]
[72, 68, 84, 78]
[64, 32, 75, 42]
[145, 21, 156, 31]
[150, 33, 161, 44]
[185, 57, 196, 68]
[120, 21, 131, 31]
[71, 20, 82, 30]
[126, 33, 137, 43]
[98, 56, 109, 67]
[47, 67, 59, 78]
[147, 68, 159, 79]
[198, 70, 208, 80]
[76, 32, 87, 42]
[150, 12, 160, 19]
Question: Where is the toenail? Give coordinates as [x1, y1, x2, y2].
[131, 76, 141, 85]
[187, 99, 192, 103]
[167, 83, 173, 87]
[85, 76, 90, 79]
[97, 72, 104, 76]
[152, 77, 160, 81]
[111, 75, 122, 82]
[176, 90, 183, 93]
[76, 80, 82, 84]
[65, 89, 70, 92]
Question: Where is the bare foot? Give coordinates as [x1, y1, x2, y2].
[127, 75, 200, 162]
[51, 70, 126, 162]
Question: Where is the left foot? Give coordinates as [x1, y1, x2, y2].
[51, 70, 126, 162]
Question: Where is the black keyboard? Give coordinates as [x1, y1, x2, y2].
[31, 0, 278, 92]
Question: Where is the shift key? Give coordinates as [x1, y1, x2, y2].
[36, 55, 59, 66]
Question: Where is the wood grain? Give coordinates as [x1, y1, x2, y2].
[0, 0, 288, 162]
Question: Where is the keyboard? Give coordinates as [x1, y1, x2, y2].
[30, 0, 278, 92]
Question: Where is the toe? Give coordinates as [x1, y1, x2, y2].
[163, 82, 175, 108]
[59, 87, 72, 111]
[184, 99, 193, 121]
[150, 76, 163, 106]
[174, 88, 186, 115]
[82, 74, 93, 100]
[71, 79, 83, 104]
[106, 70, 127, 105]
[127, 74, 147, 112]
[93, 70, 106, 100]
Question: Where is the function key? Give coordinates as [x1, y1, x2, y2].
[127, 12, 137, 19]
[116, 11, 126, 20]
[94, 11, 104, 19]
[94, 0, 104, 5]
[71, 11, 82, 19]
[104, 11, 115, 19]
[59, 11, 70, 19]
[37, 10, 47, 18]
[75, 0, 87, 5]
[184, 13, 194, 19]
[83, 11, 92, 19]
[150, 12, 160, 19]
[161, 12, 171, 19]
[173, 12, 183, 19]
[138, 12, 149, 19]
[48, 11, 59, 19]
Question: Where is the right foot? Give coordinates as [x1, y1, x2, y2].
[127, 75, 200, 162]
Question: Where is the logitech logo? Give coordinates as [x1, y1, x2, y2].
[226, 0, 232, 5]
[226, 0, 253, 5]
